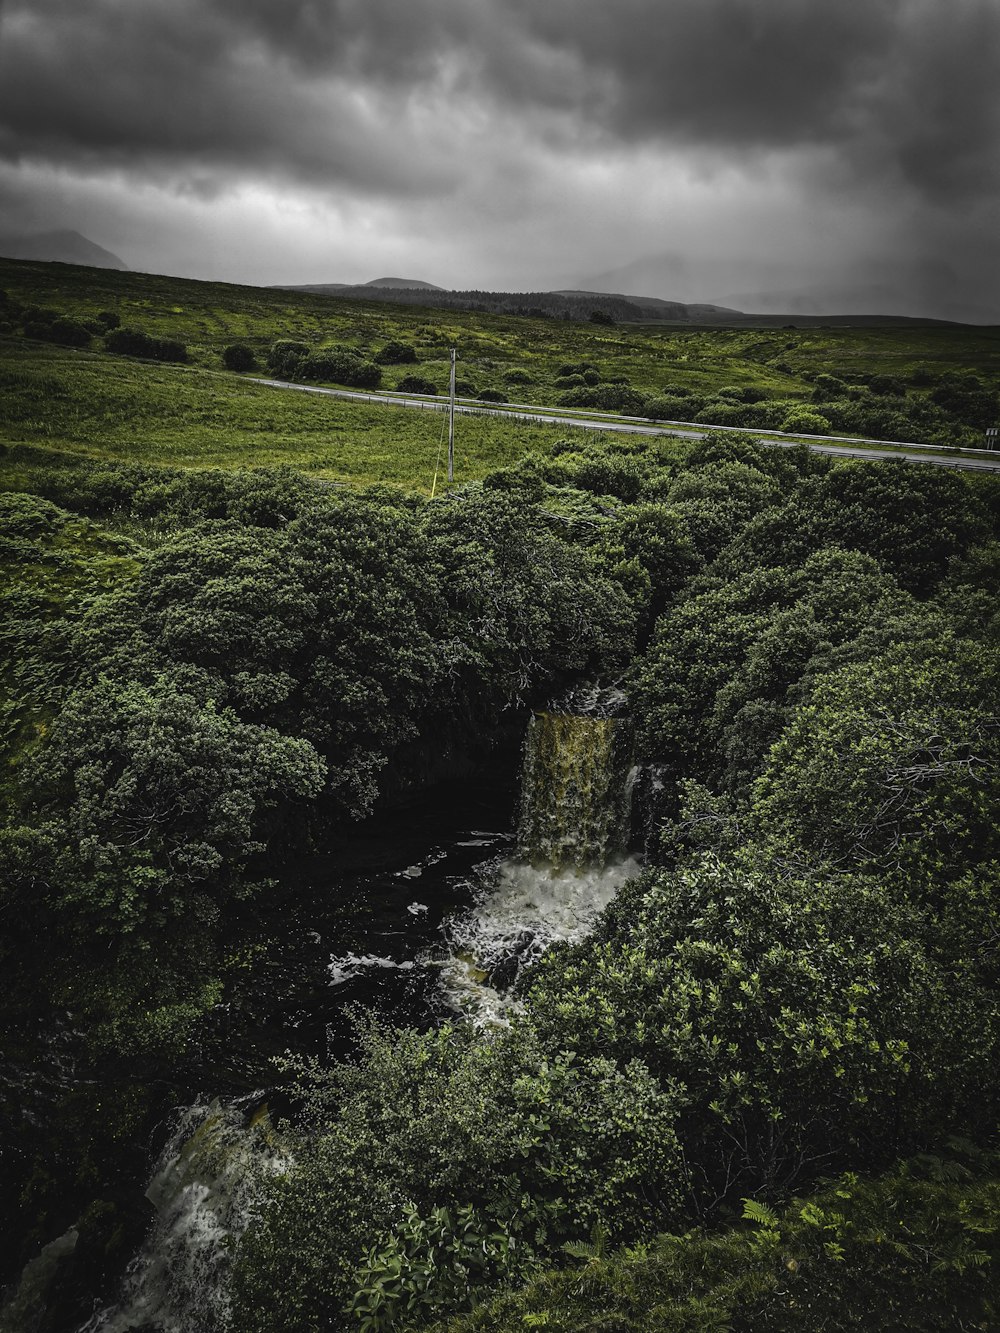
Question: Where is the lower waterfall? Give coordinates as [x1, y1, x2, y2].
[74, 1102, 283, 1333]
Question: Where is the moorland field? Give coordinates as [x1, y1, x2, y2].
[2, 256, 999, 494]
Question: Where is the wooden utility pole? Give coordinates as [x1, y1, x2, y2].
[447, 347, 457, 482]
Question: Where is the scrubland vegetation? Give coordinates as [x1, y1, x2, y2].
[1, 259, 999, 1330]
[2, 256, 999, 464]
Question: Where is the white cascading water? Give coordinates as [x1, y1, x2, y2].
[436, 704, 641, 1021]
[75, 1101, 284, 1333]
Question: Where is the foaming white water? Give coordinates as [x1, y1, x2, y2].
[437, 855, 641, 1022]
[328, 952, 417, 987]
[77, 1100, 284, 1333]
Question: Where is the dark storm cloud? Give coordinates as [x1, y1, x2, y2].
[1, 0, 997, 204]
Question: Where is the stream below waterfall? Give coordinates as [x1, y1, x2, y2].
[2, 705, 643, 1333]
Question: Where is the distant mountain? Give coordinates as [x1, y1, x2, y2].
[0, 229, 127, 269]
[273, 276, 444, 296]
[365, 276, 443, 290]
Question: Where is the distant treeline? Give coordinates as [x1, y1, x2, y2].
[279, 285, 655, 323]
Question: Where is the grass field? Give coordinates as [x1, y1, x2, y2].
[1, 257, 998, 490]
[0, 340, 611, 491]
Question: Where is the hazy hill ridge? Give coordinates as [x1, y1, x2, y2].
[270, 280, 960, 327]
[0, 229, 127, 270]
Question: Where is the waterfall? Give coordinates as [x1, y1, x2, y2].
[437, 696, 640, 1019]
[75, 1101, 285, 1333]
[516, 711, 635, 869]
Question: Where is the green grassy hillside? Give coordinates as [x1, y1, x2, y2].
[1, 257, 997, 489]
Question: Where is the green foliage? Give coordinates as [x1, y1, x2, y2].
[750, 636, 1000, 878]
[298, 346, 382, 389]
[374, 340, 418, 365]
[22, 311, 93, 347]
[630, 544, 939, 796]
[720, 458, 990, 595]
[559, 384, 648, 414]
[0, 491, 138, 793]
[222, 342, 257, 371]
[1, 671, 324, 1046]
[397, 373, 439, 394]
[231, 1020, 684, 1333]
[422, 486, 639, 710]
[931, 370, 1000, 429]
[435, 1156, 1000, 1332]
[522, 855, 1000, 1204]
[76, 503, 445, 820]
[781, 407, 831, 434]
[103, 326, 188, 363]
[348, 1201, 526, 1331]
[664, 458, 783, 563]
[266, 337, 310, 376]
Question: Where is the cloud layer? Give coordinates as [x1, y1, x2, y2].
[1, 0, 998, 316]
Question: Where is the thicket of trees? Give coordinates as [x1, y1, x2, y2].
[3, 433, 1000, 1328]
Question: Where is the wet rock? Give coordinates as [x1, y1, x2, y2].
[488, 930, 536, 991]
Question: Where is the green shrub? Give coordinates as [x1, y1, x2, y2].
[782, 408, 832, 434]
[298, 348, 381, 389]
[558, 384, 648, 414]
[103, 327, 187, 363]
[24, 314, 92, 347]
[396, 375, 438, 395]
[374, 340, 417, 365]
[265, 338, 310, 377]
[222, 343, 257, 372]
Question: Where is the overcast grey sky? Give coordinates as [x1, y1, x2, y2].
[1, 0, 998, 318]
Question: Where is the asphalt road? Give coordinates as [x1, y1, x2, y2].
[248, 376, 1000, 473]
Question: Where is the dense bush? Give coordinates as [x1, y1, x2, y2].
[23, 313, 92, 347]
[222, 343, 257, 372]
[103, 326, 188, 362]
[439, 1157, 1000, 1333]
[231, 1020, 684, 1332]
[721, 457, 989, 594]
[645, 394, 703, 420]
[782, 407, 832, 434]
[477, 388, 507, 403]
[629, 547, 920, 793]
[297, 346, 381, 389]
[524, 855, 1000, 1202]
[931, 371, 999, 429]
[558, 383, 649, 414]
[265, 338, 310, 377]
[373, 340, 417, 365]
[395, 374, 438, 394]
[751, 636, 1000, 879]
